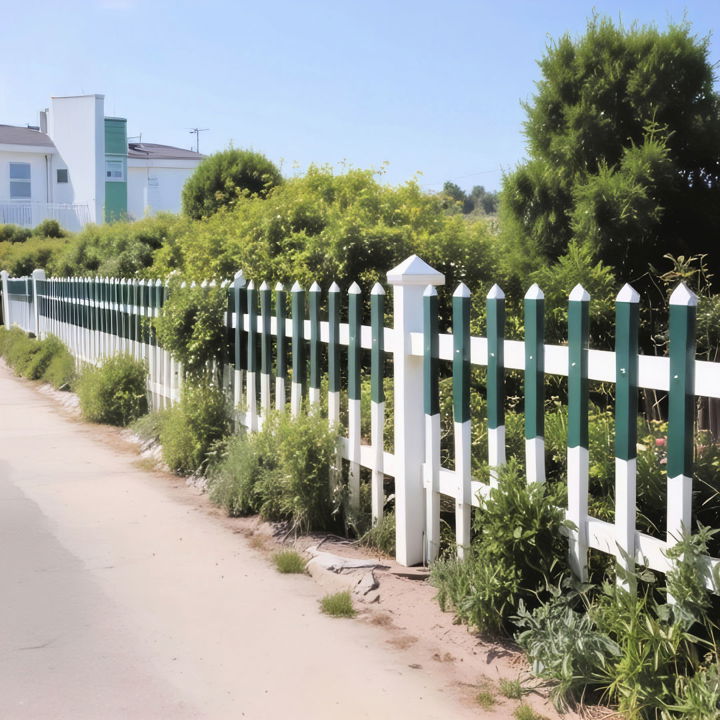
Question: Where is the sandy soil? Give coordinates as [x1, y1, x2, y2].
[0, 362, 599, 719]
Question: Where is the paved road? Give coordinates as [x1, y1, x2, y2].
[0, 365, 478, 720]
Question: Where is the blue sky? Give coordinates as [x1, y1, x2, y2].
[2, 1, 719, 193]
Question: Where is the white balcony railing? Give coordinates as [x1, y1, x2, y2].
[0, 202, 92, 233]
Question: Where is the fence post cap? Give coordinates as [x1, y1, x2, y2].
[569, 284, 590, 302]
[348, 281, 361, 294]
[387, 255, 445, 287]
[371, 282, 385, 296]
[524, 283, 544, 300]
[31, 268, 46, 280]
[247, 279, 255, 291]
[291, 281, 303, 293]
[309, 281, 321, 293]
[328, 281, 340, 293]
[275, 282, 285, 292]
[233, 269, 246, 287]
[487, 283, 505, 300]
[453, 282, 471, 298]
[423, 284, 437, 297]
[616, 283, 640, 304]
[669, 282, 697, 307]
[259, 281, 269, 291]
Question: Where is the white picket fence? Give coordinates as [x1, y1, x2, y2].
[2, 259, 719, 588]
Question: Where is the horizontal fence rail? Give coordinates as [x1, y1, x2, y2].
[1, 256, 719, 591]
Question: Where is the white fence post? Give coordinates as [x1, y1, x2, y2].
[387, 255, 444, 566]
[31, 268, 46, 338]
[1, 270, 9, 327]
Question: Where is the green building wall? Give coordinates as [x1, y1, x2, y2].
[104, 117, 128, 222]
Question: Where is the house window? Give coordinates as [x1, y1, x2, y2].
[57, 168, 68, 183]
[106, 159, 124, 182]
[9, 162, 31, 199]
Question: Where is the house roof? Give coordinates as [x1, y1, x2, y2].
[0, 124, 55, 148]
[127, 142, 204, 161]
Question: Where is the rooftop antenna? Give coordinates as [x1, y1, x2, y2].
[189, 127, 209, 153]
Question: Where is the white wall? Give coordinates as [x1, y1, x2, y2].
[0, 148, 51, 204]
[127, 160, 199, 218]
[47, 95, 105, 224]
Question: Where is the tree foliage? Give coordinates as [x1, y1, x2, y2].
[181, 148, 282, 219]
[500, 16, 720, 284]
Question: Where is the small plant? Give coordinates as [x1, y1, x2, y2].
[499, 678, 524, 700]
[160, 380, 231, 475]
[76, 353, 147, 426]
[359, 511, 396, 555]
[207, 431, 260, 516]
[475, 689, 496, 710]
[320, 591, 356, 618]
[273, 550, 306, 574]
[513, 704, 547, 720]
[41, 341, 75, 389]
[130, 410, 170, 445]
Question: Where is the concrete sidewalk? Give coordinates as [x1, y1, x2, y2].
[0, 365, 479, 720]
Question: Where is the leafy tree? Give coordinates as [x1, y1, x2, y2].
[500, 16, 720, 284]
[181, 148, 282, 219]
[469, 185, 499, 215]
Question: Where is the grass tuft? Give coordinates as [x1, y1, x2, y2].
[476, 689, 496, 710]
[273, 550, 306, 574]
[499, 678, 524, 700]
[513, 704, 547, 720]
[320, 591, 356, 618]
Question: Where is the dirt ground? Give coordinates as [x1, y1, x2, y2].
[1, 362, 604, 719]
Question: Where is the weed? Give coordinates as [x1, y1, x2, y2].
[359, 511, 395, 555]
[273, 550, 306, 574]
[475, 689, 496, 710]
[130, 410, 170, 444]
[499, 678, 524, 700]
[320, 591, 356, 618]
[513, 705, 546, 720]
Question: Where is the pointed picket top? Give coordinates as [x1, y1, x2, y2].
[387, 254, 445, 287]
[569, 284, 590, 302]
[154, 278, 162, 287]
[616, 283, 640, 304]
[200, 280, 208, 288]
[275, 282, 284, 292]
[371, 282, 385, 296]
[259, 281, 269, 292]
[453, 282, 471, 298]
[120, 277, 127, 285]
[669, 282, 697, 307]
[247, 279, 255, 290]
[348, 281, 361, 294]
[233, 269, 245, 286]
[291, 280, 303, 293]
[309, 281, 321, 293]
[220, 279, 230, 288]
[525, 283, 544, 300]
[329, 281, 340, 293]
[423, 284, 438, 297]
[487, 283, 505, 300]
[139, 278, 146, 286]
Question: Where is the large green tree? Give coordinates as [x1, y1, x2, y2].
[182, 148, 282, 220]
[500, 16, 720, 283]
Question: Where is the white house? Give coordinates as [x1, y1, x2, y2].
[0, 94, 203, 232]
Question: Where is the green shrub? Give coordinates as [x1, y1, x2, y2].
[42, 343, 75, 389]
[207, 430, 263, 515]
[154, 281, 229, 377]
[3, 327, 39, 375]
[320, 591, 356, 618]
[182, 148, 282, 219]
[273, 550, 306, 574]
[0, 224, 31, 243]
[21, 335, 66, 380]
[76, 354, 148, 426]
[32, 219, 65, 238]
[254, 411, 338, 533]
[207, 410, 339, 532]
[130, 410, 170, 444]
[431, 458, 569, 635]
[160, 381, 231, 474]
